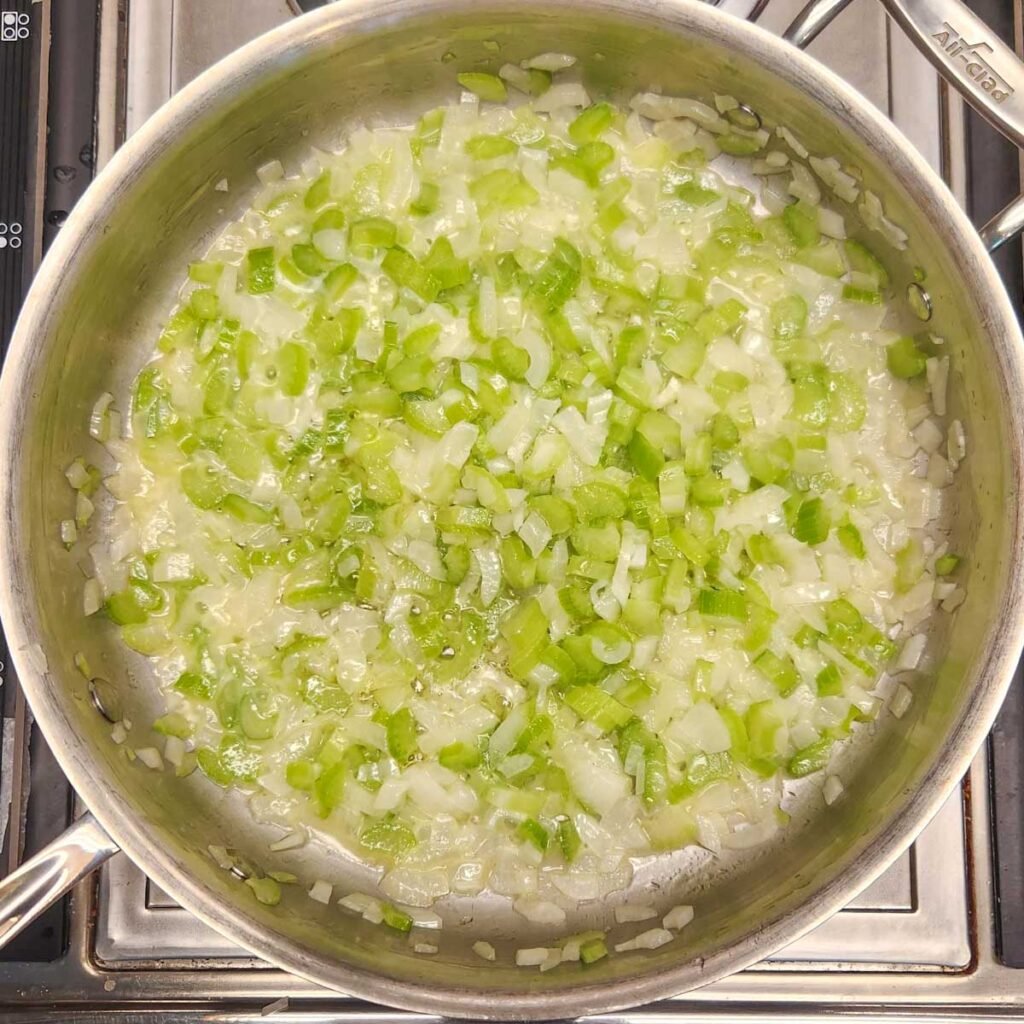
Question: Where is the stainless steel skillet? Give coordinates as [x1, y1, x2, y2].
[0, 0, 1023, 1018]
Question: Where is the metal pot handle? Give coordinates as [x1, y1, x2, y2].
[0, 811, 119, 948]
[784, 0, 1024, 252]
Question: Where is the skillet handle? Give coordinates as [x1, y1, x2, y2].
[0, 811, 119, 949]
[785, 0, 1024, 252]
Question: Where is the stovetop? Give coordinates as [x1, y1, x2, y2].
[1, 0, 1023, 1019]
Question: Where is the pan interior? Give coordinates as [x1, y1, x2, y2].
[2, 0, 1021, 1016]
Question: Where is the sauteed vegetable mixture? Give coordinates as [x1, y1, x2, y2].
[69, 55, 965, 932]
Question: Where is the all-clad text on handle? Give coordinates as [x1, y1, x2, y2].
[785, 0, 1024, 251]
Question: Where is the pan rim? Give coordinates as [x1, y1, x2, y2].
[1, 0, 1022, 1016]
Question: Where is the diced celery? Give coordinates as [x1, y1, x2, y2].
[386, 707, 419, 765]
[573, 481, 628, 523]
[563, 685, 632, 732]
[837, 521, 865, 559]
[518, 817, 549, 851]
[350, 217, 397, 249]
[886, 336, 927, 378]
[361, 819, 418, 856]
[793, 496, 831, 546]
[684, 433, 713, 477]
[815, 662, 843, 696]
[788, 736, 833, 777]
[466, 134, 518, 159]
[769, 294, 807, 340]
[557, 818, 582, 862]
[696, 588, 747, 620]
[754, 649, 800, 695]
[783, 202, 819, 247]
[382, 903, 414, 933]
[439, 741, 482, 771]
[245, 247, 276, 294]
[570, 102, 615, 143]
[457, 72, 508, 102]
[381, 248, 440, 303]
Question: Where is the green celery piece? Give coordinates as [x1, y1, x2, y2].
[670, 750, 733, 800]
[189, 288, 219, 320]
[387, 354, 435, 394]
[696, 588, 747, 620]
[571, 521, 619, 561]
[529, 494, 575, 535]
[676, 180, 720, 206]
[439, 740, 482, 771]
[618, 719, 668, 804]
[493, 336, 530, 380]
[845, 239, 890, 288]
[793, 496, 831, 546]
[303, 170, 332, 209]
[386, 710, 419, 765]
[557, 818, 582, 862]
[662, 333, 706, 379]
[769, 294, 807, 340]
[470, 168, 539, 210]
[517, 817, 549, 852]
[245, 246, 275, 294]
[753, 649, 800, 696]
[188, 260, 222, 284]
[381, 247, 440, 303]
[181, 464, 226, 510]
[197, 738, 260, 786]
[837, 521, 866, 559]
[456, 71, 507, 102]
[174, 671, 213, 701]
[529, 238, 582, 310]
[580, 937, 608, 964]
[718, 131, 762, 156]
[783, 202, 819, 247]
[466, 134, 518, 159]
[842, 284, 881, 304]
[350, 217, 397, 249]
[240, 690, 278, 741]
[569, 102, 615, 143]
[291, 243, 331, 277]
[500, 534, 538, 590]
[935, 553, 960, 575]
[788, 736, 833, 777]
[573, 481, 628, 523]
[277, 341, 310, 396]
[221, 493, 273, 524]
[361, 819, 418, 856]
[313, 761, 346, 818]
[285, 759, 318, 791]
[246, 876, 281, 906]
[410, 182, 439, 216]
[743, 436, 794, 485]
[828, 372, 866, 432]
[816, 662, 843, 696]
[684, 433, 713, 477]
[886, 336, 927, 378]
[324, 262, 359, 302]
[789, 362, 830, 428]
[424, 237, 471, 291]
[745, 701, 782, 767]
[628, 431, 665, 481]
[563, 685, 632, 732]
[691, 474, 730, 507]
[382, 903, 414, 933]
